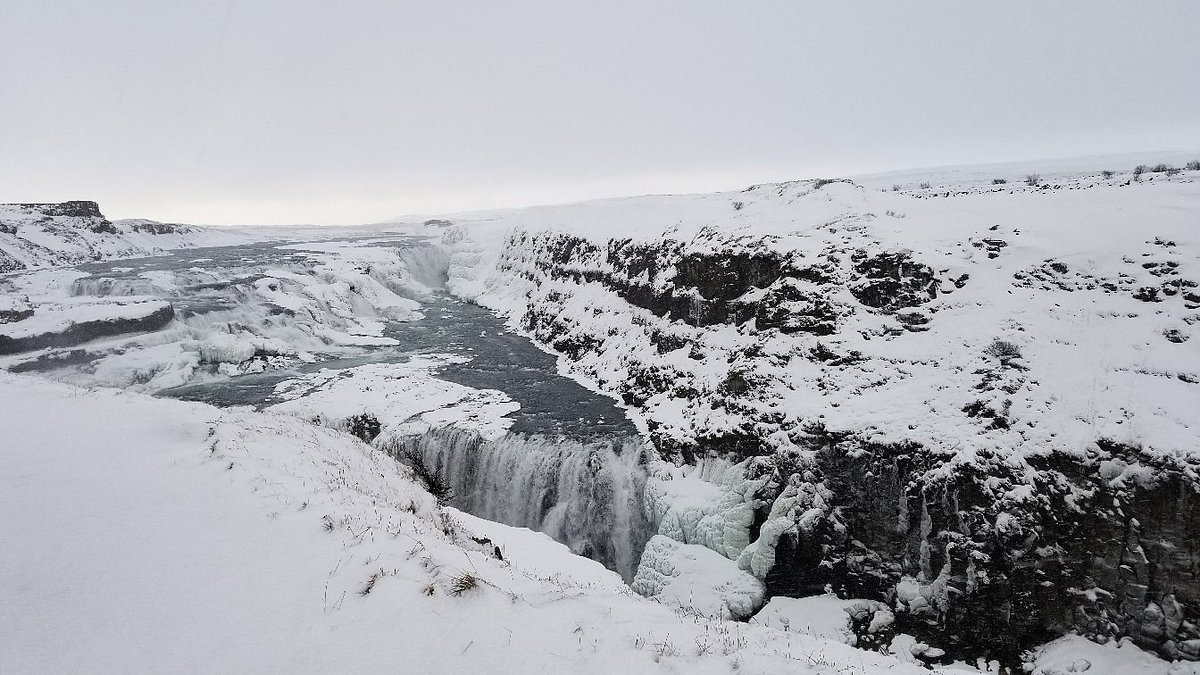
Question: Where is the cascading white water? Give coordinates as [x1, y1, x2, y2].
[387, 244, 452, 295]
[390, 427, 654, 581]
[70, 277, 160, 296]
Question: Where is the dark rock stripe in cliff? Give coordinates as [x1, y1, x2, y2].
[0, 304, 175, 355]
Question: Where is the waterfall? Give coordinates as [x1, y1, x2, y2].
[387, 427, 654, 581]
[394, 244, 451, 291]
[70, 277, 159, 296]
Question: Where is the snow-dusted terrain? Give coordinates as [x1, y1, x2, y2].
[440, 154, 1200, 666]
[4, 154, 1200, 673]
[0, 201, 250, 272]
[0, 372, 939, 674]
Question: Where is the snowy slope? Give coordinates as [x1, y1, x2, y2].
[0, 372, 950, 674]
[0, 201, 252, 272]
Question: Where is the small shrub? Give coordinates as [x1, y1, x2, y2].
[1165, 167, 1181, 176]
[360, 571, 381, 596]
[732, 201, 744, 211]
[1133, 164, 1147, 176]
[345, 412, 381, 443]
[1101, 170, 1115, 179]
[891, 184, 901, 192]
[992, 178, 1007, 185]
[984, 339, 1022, 361]
[1187, 160, 1200, 171]
[1163, 328, 1188, 344]
[919, 181, 931, 189]
[438, 512, 458, 540]
[1152, 163, 1171, 173]
[812, 178, 836, 189]
[1024, 173, 1041, 186]
[449, 572, 478, 596]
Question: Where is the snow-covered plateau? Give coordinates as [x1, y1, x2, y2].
[0, 200, 252, 272]
[4, 155, 1200, 673]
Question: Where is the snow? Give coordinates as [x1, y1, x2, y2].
[631, 534, 765, 620]
[752, 595, 859, 643]
[0, 296, 170, 340]
[268, 357, 520, 441]
[750, 594, 894, 647]
[0, 234, 442, 391]
[643, 459, 766, 561]
[0, 202, 253, 271]
[1027, 636, 1200, 675]
[0, 372, 938, 674]
[5, 159, 1199, 672]
[445, 158, 1200, 464]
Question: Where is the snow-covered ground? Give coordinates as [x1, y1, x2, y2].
[4, 156, 1200, 672]
[446, 156, 1200, 461]
[1, 371, 955, 674]
[267, 356, 520, 441]
[0, 201, 253, 272]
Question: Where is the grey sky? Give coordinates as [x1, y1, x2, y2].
[2, 1, 1198, 225]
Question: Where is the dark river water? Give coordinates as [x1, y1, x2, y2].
[72, 236, 637, 439]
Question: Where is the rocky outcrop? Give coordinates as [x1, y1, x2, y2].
[453, 171, 1200, 666]
[513, 230, 851, 335]
[14, 201, 105, 219]
[0, 297, 33, 324]
[756, 431, 1200, 664]
[0, 201, 227, 271]
[501, 227, 948, 462]
[0, 304, 175, 354]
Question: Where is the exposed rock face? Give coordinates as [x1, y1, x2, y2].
[449, 173, 1200, 666]
[0, 298, 34, 324]
[503, 227, 1200, 661]
[15, 201, 105, 219]
[848, 250, 939, 310]
[760, 433, 1200, 664]
[0, 201, 220, 270]
[502, 227, 948, 462]
[521, 231, 847, 335]
[0, 304, 175, 355]
[13, 201, 115, 233]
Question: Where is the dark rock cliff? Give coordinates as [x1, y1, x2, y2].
[488, 226, 1200, 666]
[0, 304, 175, 355]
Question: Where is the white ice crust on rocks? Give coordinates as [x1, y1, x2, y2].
[631, 534, 765, 620]
[643, 458, 767, 561]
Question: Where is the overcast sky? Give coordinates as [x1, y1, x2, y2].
[2, 1, 1198, 225]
